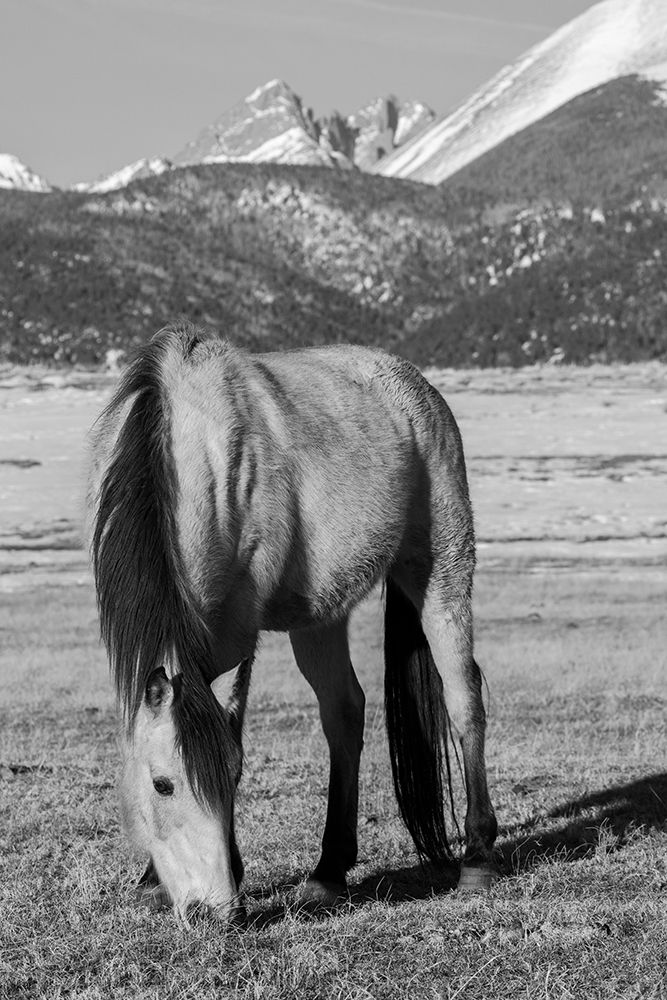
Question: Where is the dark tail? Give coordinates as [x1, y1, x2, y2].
[384, 578, 455, 864]
[91, 326, 217, 723]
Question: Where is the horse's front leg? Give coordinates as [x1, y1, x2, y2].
[289, 620, 366, 908]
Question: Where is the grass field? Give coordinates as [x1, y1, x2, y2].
[0, 363, 666, 999]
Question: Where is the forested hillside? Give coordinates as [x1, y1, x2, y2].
[1, 76, 666, 368]
[445, 76, 667, 209]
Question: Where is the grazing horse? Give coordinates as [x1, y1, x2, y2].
[88, 323, 497, 923]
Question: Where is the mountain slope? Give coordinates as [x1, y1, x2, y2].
[2, 157, 667, 369]
[444, 75, 667, 208]
[172, 80, 338, 168]
[73, 157, 171, 194]
[376, 0, 667, 184]
[0, 154, 51, 192]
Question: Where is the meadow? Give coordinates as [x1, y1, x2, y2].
[0, 362, 665, 999]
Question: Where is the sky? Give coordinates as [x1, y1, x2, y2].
[2, 0, 597, 187]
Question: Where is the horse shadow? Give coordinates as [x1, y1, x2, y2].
[245, 772, 667, 925]
[496, 771, 667, 874]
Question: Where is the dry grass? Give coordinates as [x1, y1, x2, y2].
[2, 362, 665, 997]
[1, 557, 665, 1000]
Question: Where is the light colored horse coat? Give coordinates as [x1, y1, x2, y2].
[89, 324, 497, 922]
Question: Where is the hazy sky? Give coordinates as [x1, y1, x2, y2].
[2, 0, 596, 186]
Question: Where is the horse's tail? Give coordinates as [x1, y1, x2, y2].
[91, 326, 217, 726]
[384, 577, 455, 864]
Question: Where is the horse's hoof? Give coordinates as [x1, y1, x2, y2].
[457, 863, 498, 892]
[296, 877, 347, 912]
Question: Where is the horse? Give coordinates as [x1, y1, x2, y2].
[87, 323, 497, 924]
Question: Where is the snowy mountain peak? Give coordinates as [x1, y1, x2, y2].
[172, 78, 329, 168]
[375, 0, 667, 184]
[172, 80, 433, 172]
[0, 153, 51, 192]
[245, 78, 298, 108]
[72, 157, 171, 194]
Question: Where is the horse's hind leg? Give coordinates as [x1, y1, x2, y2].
[289, 620, 365, 908]
[419, 589, 498, 887]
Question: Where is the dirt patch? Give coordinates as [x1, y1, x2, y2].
[0, 458, 42, 469]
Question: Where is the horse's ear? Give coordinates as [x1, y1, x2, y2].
[145, 667, 173, 716]
[210, 658, 252, 738]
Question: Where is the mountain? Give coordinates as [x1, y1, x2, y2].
[375, 0, 667, 184]
[3, 82, 433, 193]
[0, 153, 51, 192]
[73, 157, 171, 194]
[173, 80, 338, 168]
[2, 151, 667, 370]
[172, 80, 434, 172]
[342, 96, 434, 170]
[444, 74, 667, 207]
[0, 165, 452, 366]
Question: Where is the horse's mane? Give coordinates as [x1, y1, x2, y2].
[91, 324, 238, 811]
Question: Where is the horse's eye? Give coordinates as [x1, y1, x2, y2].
[153, 777, 174, 797]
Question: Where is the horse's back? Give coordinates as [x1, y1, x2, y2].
[170, 338, 464, 471]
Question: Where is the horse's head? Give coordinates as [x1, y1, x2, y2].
[118, 666, 247, 924]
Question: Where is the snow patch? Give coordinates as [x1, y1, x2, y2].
[203, 126, 330, 166]
[73, 157, 171, 193]
[641, 60, 667, 104]
[0, 153, 51, 192]
[394, 101, 434, 146]
[246, 79, 286, 103]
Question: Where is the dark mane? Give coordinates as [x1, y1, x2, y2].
[91, 324, 237, 810]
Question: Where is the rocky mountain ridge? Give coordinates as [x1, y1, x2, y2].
[77, 81, 435, 193]
[2, 81, 433, 193]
